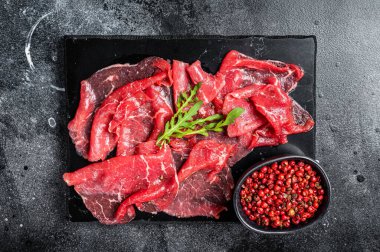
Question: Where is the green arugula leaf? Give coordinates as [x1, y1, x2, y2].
[219, 107, 245, 127]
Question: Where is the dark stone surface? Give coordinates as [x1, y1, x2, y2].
[0, 0, 379, 251]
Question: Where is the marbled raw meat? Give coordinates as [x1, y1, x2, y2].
[250, 84, 314, 137]
[164, 140, 235, 218]
[172, 60, 191, 106]
[145, 85, 174, 141]
[63, 144, 177, 225]
[222, 84, 267, 137]
[187, 60, 226, 104]
[108, 91, 154, 156]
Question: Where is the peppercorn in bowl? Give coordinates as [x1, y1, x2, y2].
[233, 155, 331, 234]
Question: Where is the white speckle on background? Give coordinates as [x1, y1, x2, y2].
[197, 49, 208, 60]
[48, 117, 56, 128]
[4, 218, 8, 222]
[50, 85, 65, 92]
[24, 72, 31, 82]
[25, 11, 53, 71]
[20, 224, 23, 227]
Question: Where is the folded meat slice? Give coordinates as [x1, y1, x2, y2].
[219, 50, 289, 74]
[250, 84, 314, 137]
[177, 140, 235, 183]
[164, 167, 234, 219]
[107, 84, 172, 157]
[213, 69, 248, 112]
[223, 97, 266, 138]
[164, 140, 235, 218]
[222, 84, 267, 137]
[68, 57, 165, 159]
[187, 60, 226, 104]
[249, 124, 288, 149]
[131, 141, 180, 214]
[285, 99, 315, 135]
[63, 144, 178, 225]
[108, 91, 153, 156]
[169, 138, 195, 169]
[213, 68, 282, 110]
[153, 59, 173, 86]
[173, 60, 217, 117]
[219, 50, 303, 92]
[88, 70, 169, 162]
[172, 60, 191, 106]
[192, 132, 254, 167]
[145, 85, 174, 141]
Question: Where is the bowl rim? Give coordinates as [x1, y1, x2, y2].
[233, 155, 331, 234]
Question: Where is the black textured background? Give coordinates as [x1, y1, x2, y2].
[0, 0, 379, 251]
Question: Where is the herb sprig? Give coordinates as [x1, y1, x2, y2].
[156, 83, 244, 146]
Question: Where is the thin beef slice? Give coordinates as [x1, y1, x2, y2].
[176, 140, 235, 183]
[172, 60, 191, 106]
[218, 50, 303, 93]
[222, 84, 267, 137]
[187, 60, 226, 104]
[108, 91, 154, 156]
[108, 85, 173, 157]
[213, 69, 251, 112]
[164, 168, 234, 219]
[249, 124, 287, 149]
[250, 84, 314, 137]
[63, 144, 178, 225]
[164, 140, 235, 219]
[193, 132, 254, 168]
[145, 85, 174, 141]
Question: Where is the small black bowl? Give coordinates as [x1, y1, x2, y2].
[233, 155, 331, 234]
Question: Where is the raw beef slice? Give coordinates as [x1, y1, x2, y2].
[108, 91, 154, 156]
[193, 132, 254, 168]
[68, 57, 167, 159]
[176, 140, 235, 183]
[164, 167, 234, 219]
[218, 50, 303, 93]
[249, 124, 287, 149]
[172, 60, 191, 106]
[250, 84, 314, 137]
[145, 85, 174, 141]
[63, 144, 178, 225]
[212, 69, 251, 112]
[222, 84, 267, 137]
[164, 140, 235, 218]
[187, 60, 226, 104]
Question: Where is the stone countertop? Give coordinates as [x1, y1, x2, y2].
[0, 0, 379, 251]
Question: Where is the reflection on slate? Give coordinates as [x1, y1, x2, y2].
[65, 36, 316, 222]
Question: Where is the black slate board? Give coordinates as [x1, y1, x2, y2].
[65, 35, 316, 222]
